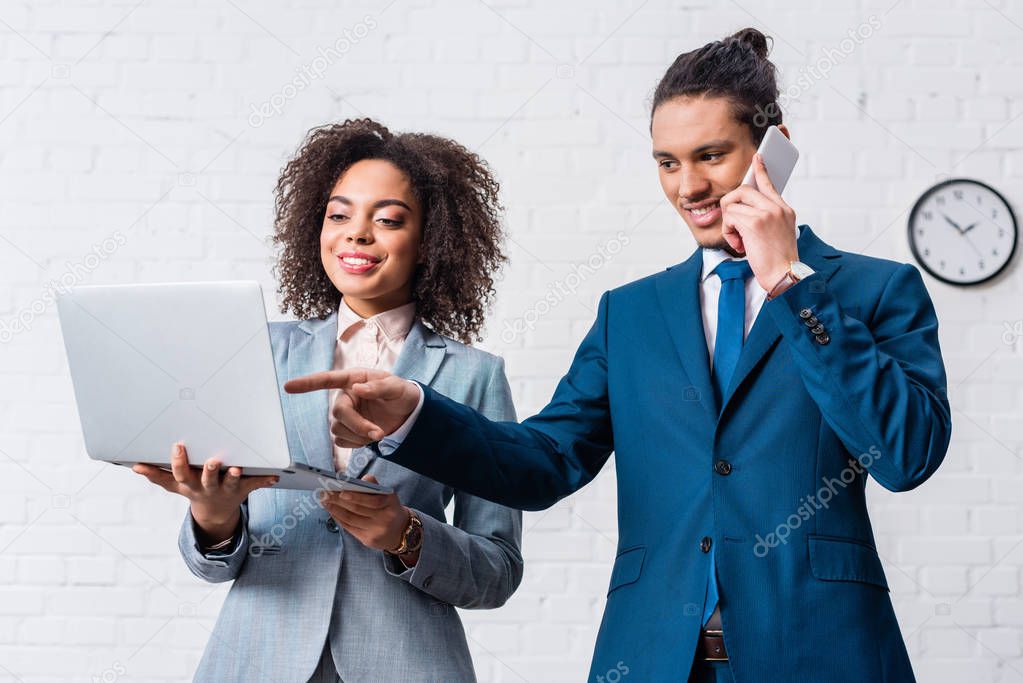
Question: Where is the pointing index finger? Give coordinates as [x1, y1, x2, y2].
[284, 369, 359, 394]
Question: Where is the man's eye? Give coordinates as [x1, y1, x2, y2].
[659, 160, 678, 169]
[702, 153, 723, 161]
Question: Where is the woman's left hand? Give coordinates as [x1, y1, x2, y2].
[320, 475, 415, 559]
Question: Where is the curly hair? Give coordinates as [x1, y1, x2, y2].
[271, 118, 506, 344]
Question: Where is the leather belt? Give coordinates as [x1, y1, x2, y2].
[698, 628, 728, 661]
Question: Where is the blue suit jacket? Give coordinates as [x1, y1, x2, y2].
[179, 315, 523, 682]
[385, 225, 951, 682]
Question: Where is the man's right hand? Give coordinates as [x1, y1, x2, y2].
[284, 368, 421, 447]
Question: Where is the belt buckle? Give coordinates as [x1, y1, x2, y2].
[701, 628, 728, 662]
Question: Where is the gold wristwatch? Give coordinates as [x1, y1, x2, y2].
[766, 260, 815, 301]
[386, 507, 423, 556]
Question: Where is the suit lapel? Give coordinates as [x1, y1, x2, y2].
[288, 313, 339, 471]
[718, 225, 843, 415]
[655, 249, 718, 420]
[345, 320, 447, 478]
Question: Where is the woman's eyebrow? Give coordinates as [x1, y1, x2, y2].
[327, 195, 411, 211]
[372, 198, 412, 211]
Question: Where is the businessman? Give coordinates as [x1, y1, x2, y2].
[287, 28, 951, 683]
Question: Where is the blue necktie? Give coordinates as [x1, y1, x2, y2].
[710, 259, 753, 407]
[703, 259, 753, 626]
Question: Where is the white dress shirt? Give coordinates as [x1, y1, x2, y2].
[700, 224, 803, 368]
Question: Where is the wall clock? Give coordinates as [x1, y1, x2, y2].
[908, 178, 1018, 286]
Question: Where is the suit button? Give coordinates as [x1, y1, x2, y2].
[803, 316, 819, 327]
[714, 460, 732, 476]
[325, 518, 339, 533]
[815, 333, 831, 345]
[700, 536, 712, 553]
[799, 308, 813, 320]
[810, 323, 825, 335]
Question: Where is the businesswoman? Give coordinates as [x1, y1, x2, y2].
[132, 118, 523, 682]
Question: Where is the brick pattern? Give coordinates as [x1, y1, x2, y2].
[0, 1, 1021, 680]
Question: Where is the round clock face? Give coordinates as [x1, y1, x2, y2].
[908, 178, 1018, 285]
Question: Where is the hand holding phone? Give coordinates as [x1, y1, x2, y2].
[719, 127, 801, 287]
[741, 125, 799, 193]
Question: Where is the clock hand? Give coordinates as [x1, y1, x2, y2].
[961, 230, 984, 260]
[962, 221, 979, 234]
[941, 213, 964, 234]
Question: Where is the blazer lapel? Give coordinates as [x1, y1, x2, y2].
[718, 225, 844, 415]
[346, 320, 447, 478]
[655, 249, 718, 420]
[287, 313, 338, 471]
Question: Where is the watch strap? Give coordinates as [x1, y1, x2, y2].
[766, 269, 799, 301]
[386, 507, 423, 556]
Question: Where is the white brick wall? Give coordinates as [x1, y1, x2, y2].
[0, 0, 1020, 680]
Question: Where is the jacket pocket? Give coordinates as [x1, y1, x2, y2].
[607, 545, 646, 595]
[808, 535, 889, 591]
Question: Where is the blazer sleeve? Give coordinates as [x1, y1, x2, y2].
[177, 502, 251, 583]
[381, 358, 524, 609]
[385, 291, 615, 511]
[764, 263, 952, 492]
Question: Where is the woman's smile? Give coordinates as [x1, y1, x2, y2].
[337, 250, 384, 275]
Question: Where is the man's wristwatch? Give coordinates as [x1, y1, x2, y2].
[766, 260, 815, 301]
[386, 507, 423, 556]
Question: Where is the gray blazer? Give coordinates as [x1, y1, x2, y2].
[178, 313, 523, 682]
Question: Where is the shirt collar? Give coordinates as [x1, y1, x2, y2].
[337, 298, 417, 342]
[700, 224, 802, 282]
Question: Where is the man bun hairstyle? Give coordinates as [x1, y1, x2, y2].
[651, 27, 781, 145]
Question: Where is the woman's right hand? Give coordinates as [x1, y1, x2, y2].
[132, 442, 279, 545]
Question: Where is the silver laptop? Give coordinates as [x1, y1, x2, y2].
[56, 280, 390, 494]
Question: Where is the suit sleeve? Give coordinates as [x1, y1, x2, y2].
[177, 503, 251, 583]
[381, 359, 524, 608]
[384, 292, 615, 511]
[764, 263, 952, 492]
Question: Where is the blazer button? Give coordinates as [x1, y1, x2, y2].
[810, 323, 825, 335]
[803, 316, 819, 328]
[815, 333, 831, 345]
[325, 518, 340, 533]
[799, 308, 813, 320]
[700, 536, 712, 553]
[714, 460, 732, 476]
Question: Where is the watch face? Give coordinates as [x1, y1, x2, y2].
[908, 178, 1018, 286]
[790, 261, 815, 280]
[406, 525, 423, 549]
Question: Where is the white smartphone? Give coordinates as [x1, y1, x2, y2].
[741, 125, 799, 194]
